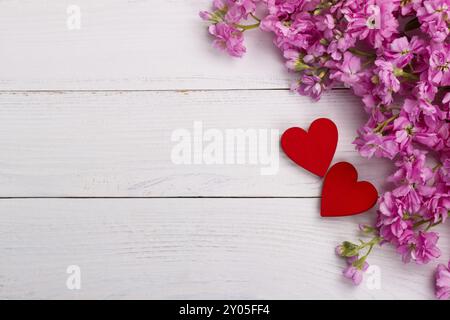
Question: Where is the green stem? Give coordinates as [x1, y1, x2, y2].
[352, 237, 381, 269]
[413, 212, 449, 230]
[358, 236, 382, 251]
[374, 114, 399, 133]
[349, 48, 376, 58]
[413, 219, 429, 229]
[235, 22, 260, 31]
[425, 221, 440, 231]
[250, 13, 261, 22]
[394, 68, 419, 81]
[363, 242, 375, 258]
[362, 59, 375, 68]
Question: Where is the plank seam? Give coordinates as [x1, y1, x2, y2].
[0, 196, 321, 199]
[0, 88, 349, 94]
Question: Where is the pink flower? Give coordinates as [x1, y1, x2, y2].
[354, 131, 399, 159]
[199, 11, 214, 21]
[373, 59, 401, 105]
[377, 192, 413, 245]
[343, 256, 369, 285]
[346, 0, 399, 48]
[411, 84, 441, 121]
[225, 0, 259, 24]
[199, 0, 231, 22]
[400, 0, 424, 16]
[425, 193, 450, 223]
[417, 0, 449, 24]
[330, 52, 363, 86]
[208, 23, 246, 57]
[388, 150, 435, 212]
[435, 261, 450, 300]
[384, 36, 425, 68]
[417, 0, 450, 43]
[292, 74, 326, 101]
[428, 45, 450, 86]
[439, 157, 450, 186]
[393, 116, 414, 151]
[335, 244, 345, 256]
[397, 231, 441, 264]
[283, 49, 310, 71]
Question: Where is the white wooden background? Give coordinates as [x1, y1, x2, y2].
[0, 0, 448, 299]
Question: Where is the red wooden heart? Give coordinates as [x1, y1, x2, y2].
[321, 162, 378, 217]
[281, 118, 338, 177]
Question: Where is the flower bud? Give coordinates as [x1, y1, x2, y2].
[341, 241, 360, 257]
[335, 245, 345, 256]
[359, 224, 375, 234]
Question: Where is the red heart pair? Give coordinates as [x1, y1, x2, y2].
[281, 118, 378, 217]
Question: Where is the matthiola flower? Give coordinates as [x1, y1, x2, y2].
[390, 150, 434, 188]
[393, 116, 414, 150]
[373, 59, 401, 105]
[200, 0, 262, 57]
[388, 150, 435, 211]
[425, 193, 450, 223]
[417, 0, 450, 43]
[428, 45, 450, 86]
[377, 192, 413, 245]
[411, 84, 441, 121]
[283, 49, 313, 71]
[425, 19, 449, 43]
[346, 0, 399, 48]
[343, 256, 369, 285]
[330, 51, 373, 97]
[384, 36, 425, 68]
[354, 127, 399, 159]
[208, 23, 246, 57]
[400, 0, 424, 16]
[440, 158, 450, 186]
[292, 74, 326, 101]
[355, 133, 399, 159]
[331, 52, 363, 86]
[326, 33, 355, 61]
[200, 0, 231, 22]
[264, 0, 319, 17]
[397, 231, 441, 264]
[225, 0, 259, 23]
[435, 261, 450, 300]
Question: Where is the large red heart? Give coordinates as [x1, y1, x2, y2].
[281, 118, 338, 177]
[321, 162, 378, 217]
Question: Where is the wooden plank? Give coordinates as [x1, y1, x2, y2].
[0, 90, 391, 197]
[0, 0, 295, 90]
[0, 198, 447, 299]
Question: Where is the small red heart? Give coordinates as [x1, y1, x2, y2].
[321, 162, 378, 217]
[281, 118, 338, 177]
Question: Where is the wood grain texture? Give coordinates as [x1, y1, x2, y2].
[0, 90, 391, 197]
[1, 198, 448, 299]
[0, 0, 295, 90]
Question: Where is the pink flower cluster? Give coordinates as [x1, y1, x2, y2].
[436, 260, 450, 299]
[200, 0, 260, 57]
[201, 0, 450, 298]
